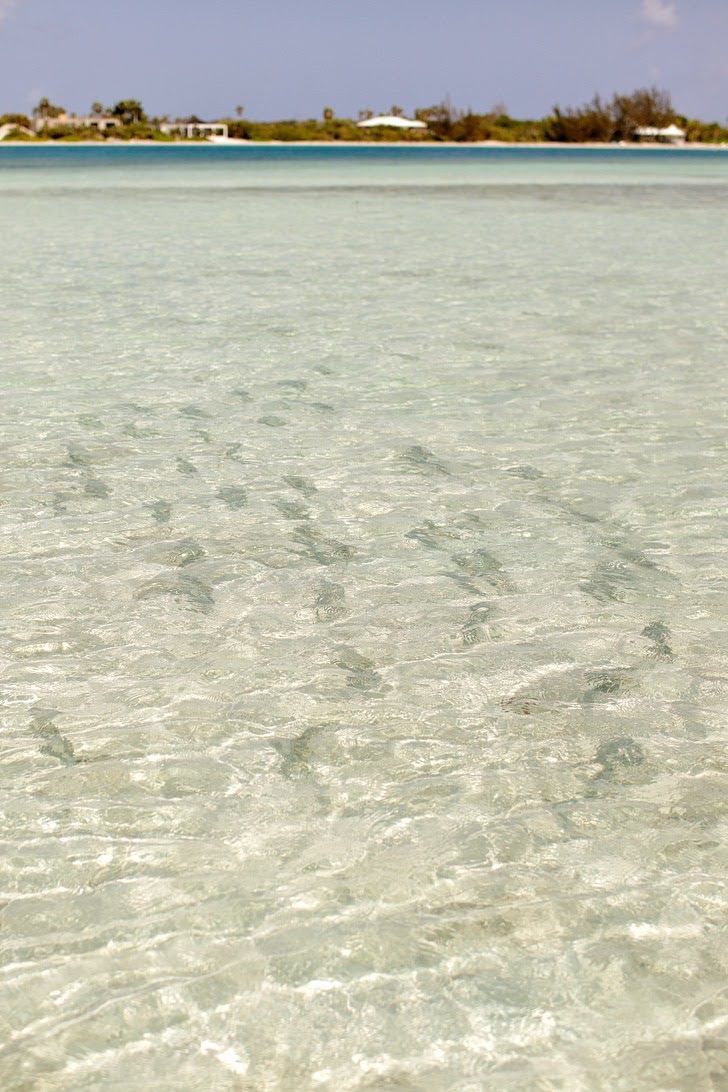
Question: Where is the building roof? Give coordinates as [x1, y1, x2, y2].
[357, 115, 427, 129]
[635, 124, 686, 137]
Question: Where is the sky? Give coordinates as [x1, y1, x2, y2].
[0, 0, 726, 122]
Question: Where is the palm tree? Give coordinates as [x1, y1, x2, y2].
[91, 102, 104, 117]
[112, 99, 146, 124]
[235, 104, 244, 118]
[32, 98, 65, 125]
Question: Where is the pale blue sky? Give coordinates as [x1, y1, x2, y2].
[0, 0, 726, 121]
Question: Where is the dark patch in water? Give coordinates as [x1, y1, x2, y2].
[581, 669, 637, 704]
[147, 500, 172, 524]
[136, 573, 214, 612]
[334, 646, 384, 691]
[217, 486, 248, 510]
[580, 562, 634, 603]
[400, 445, 450, 476]
[66, 445, 94, 467]
[501, 694, 550, 716]
[503, 668, 585, 716]
[272, 726, 321, 777]
[292, 525, 355, 566]
[179, 404, 209, 419]
[31, 709, 78, 766]
[162, 538, 206, 567]
[78, 414, 102, 429]
[457, 512, 488, 530]
[601, 537, 660, 571]
[563, 505, 602, 526]
[461, 602, 493, 647]
[595, 737, 645, 772]
[506, 464, 544, 481]
[405, 520, 461, 551]
[451, 549, 515, 593]
[225, 443, 245, 462]
[581, 530, 675, 603]
[284, 475, 317, 497]
[176, 457, 197, 475]
[232, 388, 252, 402]
[122, 422, 157, 439]
[84, 478, 111, 499]
[276, 499, 310, 520]
[642, 621, 674, 660]
[447, 570, 487, 598]
[315, 582, 347, 621]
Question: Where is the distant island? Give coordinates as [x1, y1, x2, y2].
[2, 88, 727, 145]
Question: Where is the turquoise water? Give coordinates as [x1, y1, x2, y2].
[2, 143, 728, 190]
[1, 146, 727, 1090]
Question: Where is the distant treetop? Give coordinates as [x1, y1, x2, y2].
[33, 98, 65, 119]
[111, 100, 147, 124]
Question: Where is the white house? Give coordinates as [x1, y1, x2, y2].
[159, 122, 229, 140]
[357, 115, 427, 130]
[634, 124, 686, 145]
[33, 114, 121, 133]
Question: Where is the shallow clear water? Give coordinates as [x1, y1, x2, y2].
[1, 146, 727, 1090]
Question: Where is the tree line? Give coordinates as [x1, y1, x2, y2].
[2, 88, 727, 143]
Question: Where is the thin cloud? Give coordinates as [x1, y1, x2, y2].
[639, 0, 678, 29]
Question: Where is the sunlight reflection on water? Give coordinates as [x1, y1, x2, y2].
[1, 148, 727, 1090]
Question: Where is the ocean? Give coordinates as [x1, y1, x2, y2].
[1, 145, 727, 1090]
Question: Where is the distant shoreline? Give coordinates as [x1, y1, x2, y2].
[1, 139, 727, 150]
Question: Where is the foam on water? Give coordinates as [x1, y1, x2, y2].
[1, 146, 727, 1090]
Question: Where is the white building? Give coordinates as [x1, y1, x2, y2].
[634, 124, 686, 145]
[33, 114, 121, 133]
[159, 122, 229, 140]
[357, 115, 427, 130]
[0, 123, 35, 140]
